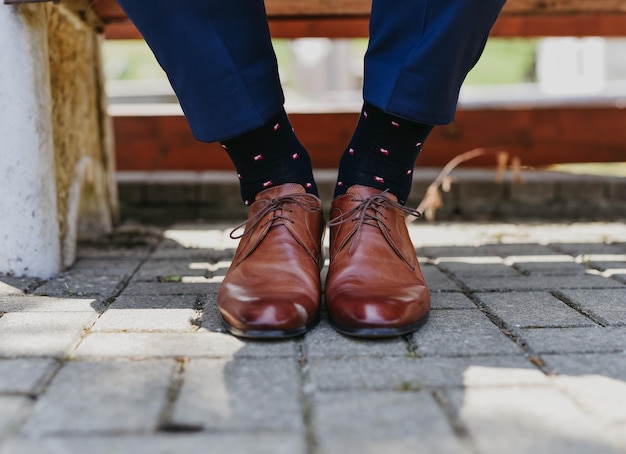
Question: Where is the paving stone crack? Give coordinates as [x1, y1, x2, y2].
[431, 389, 480, 454]
[157, 358, 202, 433]
[297, 340, 318, 454]
[550, 290, 609, 327]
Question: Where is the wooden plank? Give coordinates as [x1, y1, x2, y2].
[490, 14, 626, 36]
[90, 0, 626, 25]
[90, 0, 126, 22]
[268, 18, 370, 38]
[264, 0, 626, 16]
[113, 107, 626, 171]
[501, 0, 626, 15]
[97, 0, 626, 38]
[105, 14, 626, 40]
[105, 18, 372, 40]
[8, 0, 626, 17]
[264, 0, 370, 17]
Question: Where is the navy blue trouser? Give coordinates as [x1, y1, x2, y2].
[116, 0, 506, 142]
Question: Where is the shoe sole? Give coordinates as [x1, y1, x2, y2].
[328, 313, 429, 339]
[221, 317, 319, 340]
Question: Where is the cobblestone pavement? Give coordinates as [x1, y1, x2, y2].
[1, 221, 625, 454]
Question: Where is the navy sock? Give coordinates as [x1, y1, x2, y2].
[221, 110, 318, 205]
[334, 103, 434, 204]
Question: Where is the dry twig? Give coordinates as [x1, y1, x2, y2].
[408, 148, 511, 223]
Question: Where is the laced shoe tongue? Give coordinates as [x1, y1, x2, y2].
[345, 185, 398, 202]
[255, 183, 306, 201]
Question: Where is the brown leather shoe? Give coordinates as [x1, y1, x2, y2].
[218, 183, 325, 339]
[325, 185, 430, 338]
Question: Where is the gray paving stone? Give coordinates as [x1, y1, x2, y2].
[587, 260, 626, 284]
[75, 246, 153, 260]
[303, 319, 408, 358]
[172, 358, 303, 432]
[91, 295, 199, 332]
[107, 294, 198, 310]
[420, 245, 501, 258]
[0, 359, 58, 394]
[21, 360, 175, 436]
[587, 259, 626, 272]
[65, 258, 141, 275]
[411, 310, 522, 357]
[200, 294, 228, 332]
[131, 259, 222, 282]
[480, 243, 554, 258]
[0, 296, 103, 313]
[33, 274, 128, 298]
[511, 260, 590, 276]
[312, 391, 469, 454]
[150, 245, 234, 261]
[3, 221, 625, 453]
[121, 281, 221, 296]
[435, 259, 520, 277]
[0, 433, 306, 454]
[577, 253, 626, 283]
[92, 307, 198, 332]
[446, 386, 622, 454]
[430, 292, 477, 310]
[421, 265, 463, 292]
[307, 355, 549, 391]
[475, 291, 596, 329]
[552, 242, 626, 256]
[0, 281, 25, 297]
[458, 274, 624, 292]
[0, 397, 31, 439]
[423, 243, 555, 263]
[542, 353, 626, 381]
[0, 312, 98, 358]
[558, 289, 626, 326]
[520, 327, 626, 354]
[75, 225, 163, 259]
[552, 374, 626, 427]
[0, 276, 42, 295]
[33, 259, 141, 298]
[609, 272, 626, 285]
[74, 332, 298, 358]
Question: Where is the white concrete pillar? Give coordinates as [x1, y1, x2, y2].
[0, 5, 62, 278]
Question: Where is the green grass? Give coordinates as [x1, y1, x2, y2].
[102, 40, 167, 80]
[465, 38, 537, 85]
[103, 37, 538, 85]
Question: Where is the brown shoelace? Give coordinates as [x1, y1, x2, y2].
[229, 194, 321, 265]
[328, 190, 421, 259]
[230, 193, 321, 240]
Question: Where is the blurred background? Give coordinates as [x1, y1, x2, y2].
[103, 36, 626, 177]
